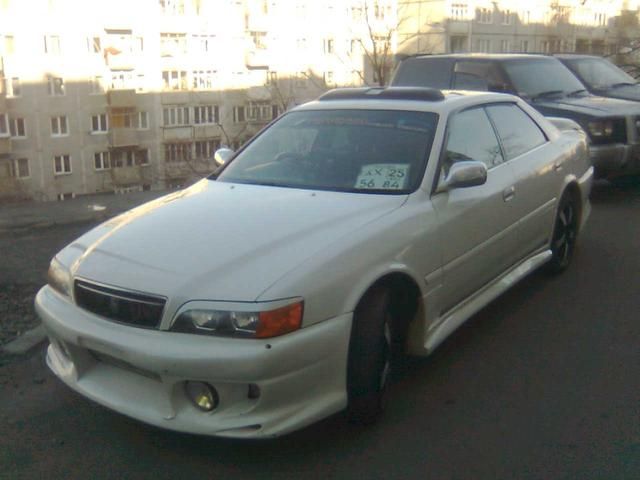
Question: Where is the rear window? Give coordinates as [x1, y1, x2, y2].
[391, 57, 454, 89]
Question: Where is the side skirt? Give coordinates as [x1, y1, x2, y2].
[423, 249, 552, 355]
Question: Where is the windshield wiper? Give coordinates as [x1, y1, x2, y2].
[607, 81, 637, 89]
[530, 90, 565, 101]
[567, 88, 588, 97]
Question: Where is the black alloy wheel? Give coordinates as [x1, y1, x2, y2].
[547, 193, 579, 273]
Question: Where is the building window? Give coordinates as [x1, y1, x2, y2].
[87, 36, 101, 53]
[135, 149, 150, 165]
[54, 154, 72, 175]
[450, 36, 467, 53]
[521, 40, 530, 53]
[247, 101, 276, 122]
[1, 34, 15, 55]
[477, 8, 493, 24]
[90, 76, 104, 94]
[110, 70, 136, 90]
[500, 40, 510, 53]
[194, 139, 221, 159]
[6, 77, 21, 97]
[47, 76, 65, 96]
[193, 105, 219, 124]
[266, 71, 278, 85]
[44, 34, 61, 54]
[162, 70, 188, 90]
[94, 151, 110, 170]
[159, 0, 185, 15]
[476, 39, 491, 53]
[324, 38, 335, 54]
[324, 71, 334, 85]
[250, 31, 267, 49]
[137, 112, 149, 129]
[192, 34, 215, 53]
[450, 3, 468, 21]
[233, 106, 245, 123]
[12, 158, 30, 178]
[10, 118, 26, 138]
[163, 106, 190, 126]
[165, 142, 191, 162]
[160, 33, 187, 56]
[0, 114, 8, 136]
[51, 116, 68, 136]
[501, 10, 512, 25]
[91, 114, 108, 133]
[192, 70, 215, 89]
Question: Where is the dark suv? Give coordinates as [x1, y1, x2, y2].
[391, 54, 640, 179]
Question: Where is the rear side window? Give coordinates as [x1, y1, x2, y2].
[444, 107, 504, 173]
[391, 58, 454, 89]
[453, 61, 511, 93]
[486, 104, 547, 160]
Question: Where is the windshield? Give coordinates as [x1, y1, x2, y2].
[503, 58, 586, 98]
[216, 109, 438, 194]
[565, 57, 636, 89]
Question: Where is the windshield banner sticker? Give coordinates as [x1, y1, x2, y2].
[355, 164, 410, 190]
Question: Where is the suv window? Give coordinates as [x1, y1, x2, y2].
[391, 57, 454, 89]
[443, 107, 503, 173]
[486, 104, 547, 159]
[453, 61, 511, 93]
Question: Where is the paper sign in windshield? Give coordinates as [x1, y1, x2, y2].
[355, 164, 410, 190]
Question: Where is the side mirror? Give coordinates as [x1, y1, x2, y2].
[442, 161, 487, 190]
[214, 148, 235, 167]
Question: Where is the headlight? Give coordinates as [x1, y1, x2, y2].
[171, 300, 303, 338]
[47, 257, 72, 297]
[587, 120, 614, 137]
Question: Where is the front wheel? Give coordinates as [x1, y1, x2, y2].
[546, 193, 579, 273]
[347, 286, 394, 425]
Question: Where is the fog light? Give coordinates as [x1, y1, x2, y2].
[184, 381, 219, 412]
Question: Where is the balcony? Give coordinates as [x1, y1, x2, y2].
[110, 128, 139, 147]
[245, 49, 270, 70]
[0, 137, 11, 156]
[108, 89, 137, 108]
[111, 165, 150, 186]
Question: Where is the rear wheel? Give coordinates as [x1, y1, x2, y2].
[347, 286, 394, 425]
[547, 192, 579, 273]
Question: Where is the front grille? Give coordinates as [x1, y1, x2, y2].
[74, 279, 166, 329]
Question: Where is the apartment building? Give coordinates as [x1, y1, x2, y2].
[0, 0, 397, 201]
[2, 0, 639, 201]
[397, 0, 640, 56]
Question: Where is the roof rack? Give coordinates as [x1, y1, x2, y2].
[319, 87, 445, 102]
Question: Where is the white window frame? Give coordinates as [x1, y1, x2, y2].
[137, 112, 149, 130]
[90, 76, 104, 95]
[194, 139, 221, 159]
[163, 106, 190, 127]
[233, 106, 245, 123]
[164, 142, 191, 163]
[91, 113, 108, 133]
[500, 40, 510, 53]
[44, 34, 61, 55]
[54, 154, 72, 175]
[47, 76, 65, 96]
[162, 70, 188, 90]
[501, 10, 512, 25]
[192, 70, 215, 90]
[94, 151, 110, 170]
[193, 105, 219, 125]
[51, 116, 68, 137]
[10, 117, 26, 138]
[477, 8, 493, 24]
[13, 158, 30, 178]
[0, 113, 8, 137]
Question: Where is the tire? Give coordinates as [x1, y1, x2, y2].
[546, 192, 579, 274]
[347, 286, 394, 425]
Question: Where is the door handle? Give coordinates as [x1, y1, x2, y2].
[503, 186, 516, 202]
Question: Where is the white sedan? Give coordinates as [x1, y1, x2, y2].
[36, 88, 593, 438]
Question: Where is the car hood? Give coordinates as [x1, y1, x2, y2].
[591, 85, 640, 103]
[534, 94, 640, 117]
[62, 180, 407, 302]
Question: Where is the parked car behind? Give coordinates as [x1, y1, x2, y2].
[391, 54, 640, 180]
[556, 54, 640, 102]
[36, 87, 592, 438]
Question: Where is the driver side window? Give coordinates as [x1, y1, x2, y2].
[443, 108, 504, 175]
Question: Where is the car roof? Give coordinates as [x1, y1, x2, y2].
[401, 53, 558, 62]
[293, 87, 520, 115]
[554, 54, 602, 60]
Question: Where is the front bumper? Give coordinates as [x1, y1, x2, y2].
[36, 286, 351, 438]
[590, 143, 640, 178]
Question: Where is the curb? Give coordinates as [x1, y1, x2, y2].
[1, 325, 47, 356]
